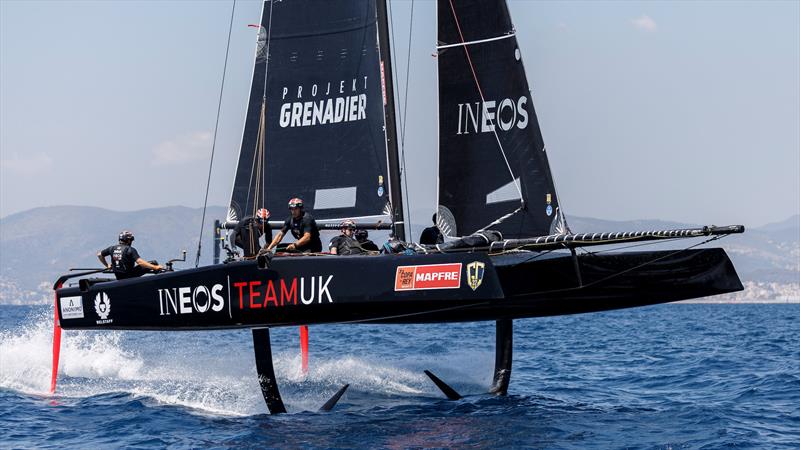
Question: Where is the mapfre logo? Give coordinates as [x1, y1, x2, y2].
[394, 263, 462, 291]
[94, 292, 113, 324]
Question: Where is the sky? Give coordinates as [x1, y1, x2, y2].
[1, 0, 798, 237]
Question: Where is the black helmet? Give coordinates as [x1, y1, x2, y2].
[355, 229, 368, 242]
[119, 230, 134, 243]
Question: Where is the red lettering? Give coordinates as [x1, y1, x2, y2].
[265, 280, 278, 307]
[234, 282, 248, 309]
[249, 281, 262, 309]
[280, 278, 297, 305]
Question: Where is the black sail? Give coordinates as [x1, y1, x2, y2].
[228, 0, 392, 224]
[437, 0, 567, 238]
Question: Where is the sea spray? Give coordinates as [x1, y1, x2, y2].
[1, 308, 494, 415]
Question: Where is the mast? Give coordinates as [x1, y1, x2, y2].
[376, 0, 406, 241]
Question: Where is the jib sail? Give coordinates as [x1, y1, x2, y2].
[436, 0, 568, 238]
[228, 0, 394, 225]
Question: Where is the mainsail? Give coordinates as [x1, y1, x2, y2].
[228, 0, 396, 225]
[436, 0, 568, 239]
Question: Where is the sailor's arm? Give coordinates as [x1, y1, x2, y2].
[97, 252, 110, 269]
[136, 258, 163, 272]
[289, 232, 311, 250]
[267, 231, 284, 251]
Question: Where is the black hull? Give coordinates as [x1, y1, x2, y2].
[55, 248, 742, 331]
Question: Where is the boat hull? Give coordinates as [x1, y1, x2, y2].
[55, 248, 742, 330]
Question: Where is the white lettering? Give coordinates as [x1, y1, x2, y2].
[516, 96, 528, 129]
[193, 285, 210, 313]
[291, 103, 302, 127]
[302, 101, 313, 126]
[498, 98, 515, 131]
[300, 277, 315, 305]
[179, 287, 192, 314]
[211, 284, 224, 312]
[318, 276, 333, 303]
[279, 103, 291, 128]
[481, 100, 496, 133]
[282, 87, 288, 100]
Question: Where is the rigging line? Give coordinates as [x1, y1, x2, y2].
[195, 0, 237, 268]
[436, 32, 515, 49]
[447, 0, 523, 204]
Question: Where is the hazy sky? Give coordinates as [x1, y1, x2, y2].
[1, 0, 798, 236]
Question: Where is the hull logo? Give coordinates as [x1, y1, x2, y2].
[94, 292, 113, 324]
[60, 296, 84, 320]
[466, 261, 485, 291]
[395, 263, 462, 291]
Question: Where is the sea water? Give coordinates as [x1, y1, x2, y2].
[1, 304, 798, 448]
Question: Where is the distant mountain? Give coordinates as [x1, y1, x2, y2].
[0, 206, 797, 304]
[0, 205, 226, 304]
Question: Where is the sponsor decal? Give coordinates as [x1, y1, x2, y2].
[158, 284, 225, 316]
[395, 263, 462, 291]
[466, 261, 486, 291]
[236, 276, 334, 310]
[60, 296, 84, 320]
[456, 96, 529, 135]
[278, 77, 369, 128]
[377, 186, 384, 197]
[546, 204, 553, 216]
[94, 292, 113, 324]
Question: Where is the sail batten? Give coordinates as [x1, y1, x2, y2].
[437, 0, 566, 238]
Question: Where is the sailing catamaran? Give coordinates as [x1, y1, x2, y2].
[51, 0, 744, 413]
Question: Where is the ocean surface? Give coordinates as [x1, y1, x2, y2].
[1, 304, 798, 449]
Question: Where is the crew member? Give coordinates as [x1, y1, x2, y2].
[355, 229, 379, 251]
[329, 220, 364, 255]
[97, 231, 163, 280]
[419, 213, 444, 245]
[234, 208, 272, 257]
[266, 198, 322, 253]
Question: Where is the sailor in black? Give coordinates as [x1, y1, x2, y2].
[234, 208, 272, 257]
[355, 229, 379, 251]
[419, 213, 444, 245]
[266, 198, 322, 253]
[97, 231, 162, 280]
[329, 220, 364, 255]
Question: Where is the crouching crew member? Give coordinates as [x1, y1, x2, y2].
[419, 213, 444, 245]
[234, 208, 272, 257]
[98, 231, 163, 280]
[329, 220, 365, 255]
[266, 198, 322, 253]
[355, 229, 379, 251]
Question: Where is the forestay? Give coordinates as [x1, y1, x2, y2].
[437, 0, 567, 239]
[228, 0, 392, 224]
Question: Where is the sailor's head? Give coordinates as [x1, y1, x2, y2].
[118, 230, 134, 245]
[256, 208, 270, 227]
[355, 229, 368, 242]
[288, 198, 304, 218]
[340, 219, 356, 236]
